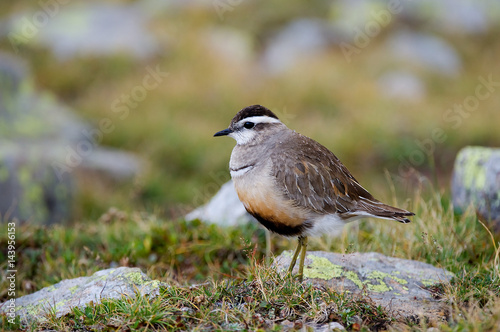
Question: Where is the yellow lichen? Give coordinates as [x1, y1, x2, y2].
[421, 279, 439, 287]
[123, 270, 146, 284]
[301, 254, 415, 293]
[460, 147, 491, 190]
[69, 285, 79, 294]
[343, 270, 364, 289]
[367, 270, 408, 285]
[303, 255, 343, 280]
[365, 280, 391, 292]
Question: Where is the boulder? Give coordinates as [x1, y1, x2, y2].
[261, 19, 342, 74]
[0, 143, 74, 224]
[6, 3, 158, 60]
[451, 146, 500, 232]
[186, 180, 255, 227]
[0, 267, 165, 324]
[275, 251, 454, 323]
[386, 30, 461, 77]
[0, 53, 143, 224]
[377, 70, 426, 102]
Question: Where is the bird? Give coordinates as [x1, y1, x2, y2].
[214, 105, 414, 280]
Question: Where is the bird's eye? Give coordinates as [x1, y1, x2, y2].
[243, 122, 255, 129]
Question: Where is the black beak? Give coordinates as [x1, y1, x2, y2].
[214, 128, 233, 137]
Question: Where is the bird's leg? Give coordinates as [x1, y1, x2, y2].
[287, 236, 303, 275]
[297, 236, 308, 282]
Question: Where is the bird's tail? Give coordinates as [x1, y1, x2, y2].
[356, 197, 414, 223]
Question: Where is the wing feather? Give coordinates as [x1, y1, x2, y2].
[271, 132, 413, 222]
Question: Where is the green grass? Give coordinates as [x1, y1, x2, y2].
[1, 189, 499, 331]
[18, 269, 394, 331]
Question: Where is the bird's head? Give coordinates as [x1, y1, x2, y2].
[214, 105, 285, 145]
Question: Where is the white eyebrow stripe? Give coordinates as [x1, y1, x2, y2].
[236, 116, 282, 126]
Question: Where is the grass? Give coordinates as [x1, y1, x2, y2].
[5, 265, 393, 331]
[1, 187, 500, 331]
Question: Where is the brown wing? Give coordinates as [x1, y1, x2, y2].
[271, 132, 413, 222]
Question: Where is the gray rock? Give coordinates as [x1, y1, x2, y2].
[386, 31, 461, 77]
[0, 54, 89, 143]
[7, 2, 159, 60]
[330, 0, 500, 35]
[186, 180, 255, 226]
[377, 70, 426, 102]
[451, 146, 500, 232]
[275, 251, 454, 322]
[0, 53, 143, 224]
[0, 143, 74, 224]
[0, 52, 27, 99]
[79, 147, 143, 181]
[261, 19, 342, 74]
[404, 0, 500, 34]
[0, 267, 165, 323]
[281, 320, 345, 331]
[330, 0, 396, 35]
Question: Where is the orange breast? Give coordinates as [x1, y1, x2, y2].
[233, 175, 306, 228]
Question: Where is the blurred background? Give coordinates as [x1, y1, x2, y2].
[1, 0, 500, 224]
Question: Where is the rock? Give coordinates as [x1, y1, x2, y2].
[451, 146, 500, 232]
[0, 267, 165, 323]
[377, 70, 426, 102]
[186, 180, 255, 227]
[275, 251, 454, 322]
[0, 53, 143, 224]
[0, 54, 89, 142]
[78, 147, 143, 181]
[330, 0, 500, 35]
[281, 320, 345, 331]
[404, 0, 499, 35]
[7, 3, 158, 60]
[386, 31, 461, 77]
[0, 52, 27, 99]
[0, 143, 74, 225]
[261, 19, 342, 74]
[0, 54, 80, 224]
[330, 0, 398, 35]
